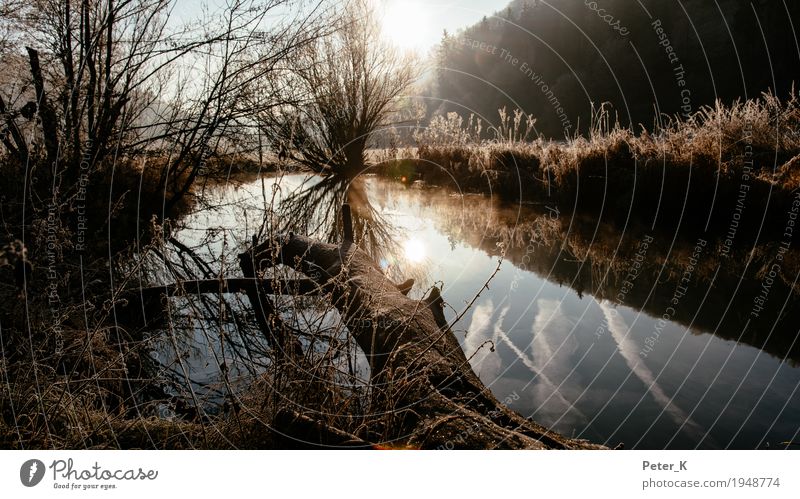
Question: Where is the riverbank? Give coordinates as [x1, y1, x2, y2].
[377, 93, 800, 239]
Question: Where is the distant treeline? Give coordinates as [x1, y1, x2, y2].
[431, 0, 800, 138]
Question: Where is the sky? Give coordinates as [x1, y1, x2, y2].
[172, 0, 510, 55]
[377, 0, 509, 54]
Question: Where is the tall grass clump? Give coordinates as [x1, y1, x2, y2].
[412, 110, 544, 197]
[408, 92, 800, 235]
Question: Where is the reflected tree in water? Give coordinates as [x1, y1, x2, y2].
[258, 0, 420, 261]
[277, 175, 396, 261]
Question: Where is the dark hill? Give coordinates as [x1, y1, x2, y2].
[432, 0, 800, 137]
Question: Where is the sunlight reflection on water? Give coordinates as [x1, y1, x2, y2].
[175, 174, 800, 449]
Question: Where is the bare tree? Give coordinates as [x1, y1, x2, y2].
[260, 0, 419, 177]
[0, 0, 328, 208]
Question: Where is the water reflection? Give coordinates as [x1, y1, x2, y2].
[278, 174, 396, 261]
[372, 182, 800, 365]
[170, 173, 800, 448]
[402, 237, 427, 263]
[363, 177, 800, 449]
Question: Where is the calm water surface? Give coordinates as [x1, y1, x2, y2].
[178, 174, 800, 449]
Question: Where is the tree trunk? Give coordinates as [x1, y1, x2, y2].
[252, 232, 604, 449]
[26, 47, 60, 169]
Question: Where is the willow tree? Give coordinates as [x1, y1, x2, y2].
[262, 0, 419, 177]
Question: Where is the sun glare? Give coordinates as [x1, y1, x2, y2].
[380, 0, 429, 52]
[403, 238, 427, 263]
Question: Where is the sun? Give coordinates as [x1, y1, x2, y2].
[403, 238, 427, 263]
[380, 0, 429, 52]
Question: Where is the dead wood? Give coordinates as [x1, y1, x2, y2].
[252, 231, 604, 449]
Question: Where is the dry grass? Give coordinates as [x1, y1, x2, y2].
[388, 92, 800, 234]
[4, 91, 798, 449]
[0, 157, 392, 449]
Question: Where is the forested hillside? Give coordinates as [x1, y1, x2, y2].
[432, 0, 800, 137]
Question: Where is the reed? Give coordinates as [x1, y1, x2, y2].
[393, 91, 800, 234]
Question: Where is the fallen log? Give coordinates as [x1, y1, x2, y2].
[253, 231, 604, 449]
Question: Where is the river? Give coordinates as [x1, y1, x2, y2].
[172, 173, 800, 449]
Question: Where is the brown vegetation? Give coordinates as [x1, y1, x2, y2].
[385, 94, 800, 239]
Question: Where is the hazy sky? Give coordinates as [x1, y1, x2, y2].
[172, 0, 509, 54]
[378, 0, 509, 53]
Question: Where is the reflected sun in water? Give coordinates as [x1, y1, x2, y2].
[403, 237, 427, 263]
